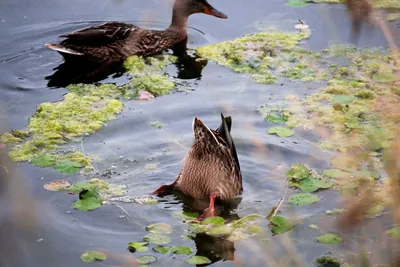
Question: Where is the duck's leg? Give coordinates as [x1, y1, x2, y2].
[198, 193, 217, 220]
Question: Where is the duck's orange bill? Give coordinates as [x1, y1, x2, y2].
[204, 7, 227, 19]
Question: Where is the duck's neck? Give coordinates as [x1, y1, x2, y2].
[167, 8, 189, 35]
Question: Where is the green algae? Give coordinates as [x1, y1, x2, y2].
[315, 256, 341, 267]
[196, 30, 315, 84]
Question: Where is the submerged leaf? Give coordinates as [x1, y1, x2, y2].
[31, 155, 57, 168]
[322, 169, 350, 179]
[72, 189, 102, 211]
[270, 215, 295, 235]
[128, 242, 149, 253]
[136, 255, 157, 264]
[288, 193, 320, 205]
[317, 233, 343, 244]
[185, 255, 211, 265]
[352, 170, 380, 179]
[146, 223, 172, 234]
[267, 127, 294, 137]
[206, 224, 233, 237]
[143, 233, 171, 245]
[80, 251, 106, 262]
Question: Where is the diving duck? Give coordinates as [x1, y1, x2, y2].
[345, 0, 373, 43]
[45, 0, 227, 63]
[152, 114, 242, 221]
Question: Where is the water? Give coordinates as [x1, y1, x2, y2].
[0, 0, 398, 266]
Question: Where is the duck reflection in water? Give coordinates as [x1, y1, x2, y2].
[45, 39, 208, 88]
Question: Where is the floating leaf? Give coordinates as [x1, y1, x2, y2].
[143, 233, 171, 245]
[268, 127, 294, 137]
[206, 224, 233, 237]
[54, 160, 82, 174]
[128, 242, 148, 253]
[201, 216, 225, 226]
[232, 214, 263, 228]
[352, 170, 381, 179]
[287, 163, 310, 180]
[137, 255, 157, 264]
[385, 226, 400, 238]
[190, 224, 209, 234]
[68, 181, 97, 193]
[266, 113, 288, 124]
[170, 245, 193, 255]
[288, 193, 320, 205]
[299, 178, 333, 193]
[270, 215, 295, 235]
[322, 169, 350, 179]
[43, 180, 70, 191]
[185, 255, 211, 265]
[31, 155, 56, 168]
[153, 246, 171, 254]
[372, 72, 397, 83]
[172, 211, 199, 220]
[80, 251, 106, 263]
[332, 94, 357, 105]
[72, 190, 102, 211]
[317, 233, 343, 244]
[146, 223, 172, 234]
[286, 0, 310, 8]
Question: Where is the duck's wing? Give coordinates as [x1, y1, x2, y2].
[59, 22, 137, 45]
[215, 113, 241, 172]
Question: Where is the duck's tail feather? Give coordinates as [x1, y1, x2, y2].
[218, 113, 241, 172]
[45, 44, 84, 56]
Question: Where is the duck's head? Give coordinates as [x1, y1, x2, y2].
[175, 0, 227, 19]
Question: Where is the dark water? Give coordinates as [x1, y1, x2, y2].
[0, 0, 397, 266]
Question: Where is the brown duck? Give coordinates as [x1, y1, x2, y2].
[45, 0, 227, 63]
[152, 114, 243, 221]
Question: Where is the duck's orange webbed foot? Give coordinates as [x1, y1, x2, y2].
[186, 193, 217, 224]
[151, 185, 170, 195]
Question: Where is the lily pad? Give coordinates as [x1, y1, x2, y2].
[385, 226, 400, 238]
[268, 127, 294, 137]
[352, 170, 380, 179]
[206, 224, 233, 237]
[72, 190, 102, 211]
[43, 180, 70, 191]
[332, 94, 357, 105]
[266, 113, 288, 124]
[288, 193, 320, 205]
[68, 181, 97, 193]
[146, 223, 172, 234]
[270, 215, 295, 235]
[299, 178, 332, 193]
[137, 255, 157, 265]
[172, 211, 199, 220]
[201, 216, 225, 226]
[153, 246, 171, 254]
[317, 233, 343, 244]
[128, 242, 149, 253]
[80, 251, 107, 263]
[286, 0, 310, 8]
[185, 255, 211, 265]
[322, 169, 350, 179]
[54, 160, 82, 174]
[372, 72, 397, 83]
[143, 233, 171, 245]
[232, 214, 263, 228]
[287, 163, 310, 180]
[31, 155, 56, 168]
[170, 245, 193, 255]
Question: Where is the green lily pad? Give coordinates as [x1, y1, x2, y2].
[286, 0, 310, 8]
[270, 215, 295, 235]
[137, 255, 157, 264]
[54, 160, 82, 174]
[322, 169, 350, 179]
[80, 251, 107, 263]
[146, 223, 172, 234]
[143, 233, 171, 245]
[372, 72, 397, 83]
[190, 224, 209, 234]
[68, 181, 97, 193]
[201, 216, 225, 226]
[288, 193, 320, 205]
[332, 94, 357, 105]
[268, 127, 294, 137]
[72, 190, 102, 211]
[127, 242, 149, 253]
[170, 245, 193, 255]
[206, 224, 233, 237]
[172, 211, 199, 220]
[185, 255, 211, 265]
[153, 246, 171, 254]
[287, 163, 310, 180]
[299, 178, 333, 193]
[385, 226, 400, 238]
[317, 233, 343, 244]
[266, 113, 288, 124]
[352, 170, 381, 179]
[30, 155, 57, 168]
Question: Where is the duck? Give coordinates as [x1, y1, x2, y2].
[151, 113, 243, 221]
[345, 0, 373, 44]
[45, 0, 227, 63]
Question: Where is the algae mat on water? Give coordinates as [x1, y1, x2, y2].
[0, 55, 177, 174]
